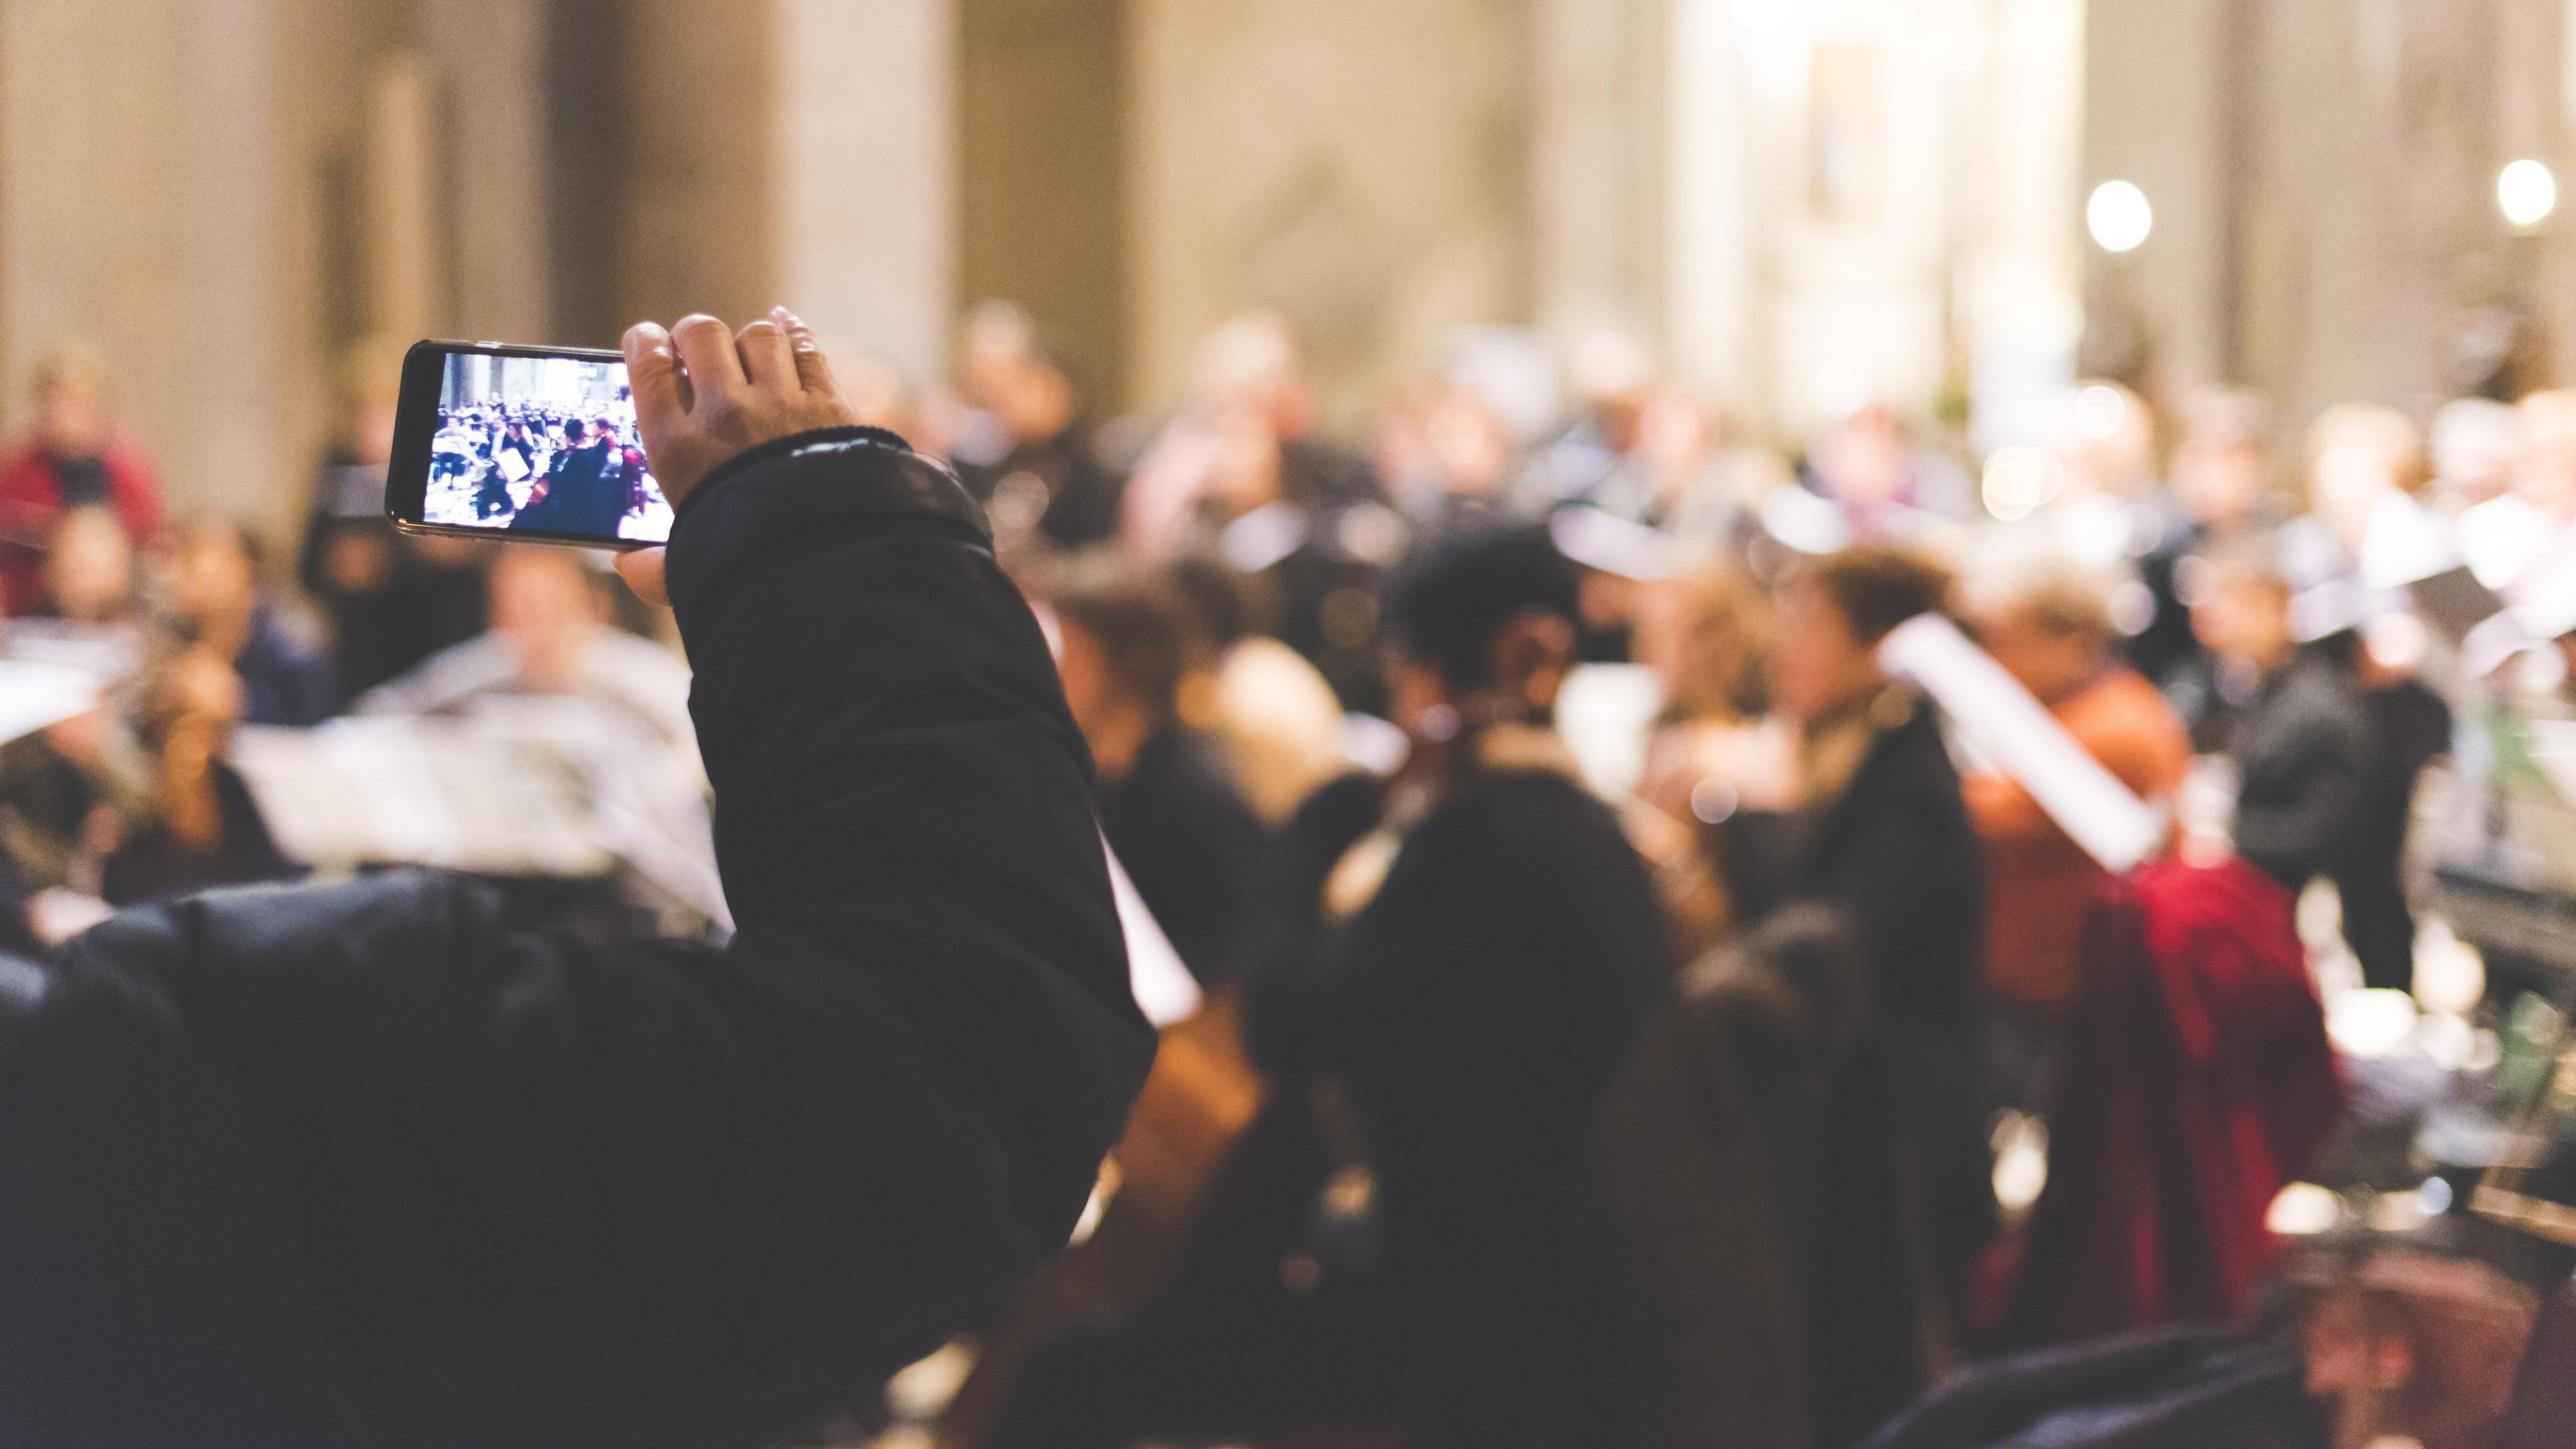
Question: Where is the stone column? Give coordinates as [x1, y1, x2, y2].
[771, 0, 957, 384]
[1531, 0, 1670, 358]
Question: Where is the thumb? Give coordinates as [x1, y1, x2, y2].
[614, 547, 670, 608]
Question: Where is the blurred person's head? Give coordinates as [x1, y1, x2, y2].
[1774, 545, 1951, 724]
[2173, 388, 2272, 527]
[1969, 561, 2118, 707]
[164, 519, 264, 637]
[489, 547, 608, 694]
[1191, 311, 1312, 439]
[1637, 388, 1719, 496]
[2308, 403, 2426, 548]
[1812, 404, 1911, 511]
[1383, 525, 1581, 739]
[43, 506, 136, 623]
[31, 347, 113, 458]
[1046, 560, 1197, 753]
[1421, 386, 1513, 498]
[2514, 388, 2576, 519]
[2063, 380, 2157, 497]
[1637, 563, 1767, 724]
[959, 299, 1038, 405]
[1567, 330, 1657, 449]
[2429, 397, 2522, 506]
[957, 301, 1080, 445]
[2190, 539, 2296, 674]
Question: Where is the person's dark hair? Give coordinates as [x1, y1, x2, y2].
[1164, 553, 1273, 648]
[563, 418, 588, 442]
[1387, 523, 1580, 692]
[1800, 545, 1953, 645]
[1048, 555, 1200, 714]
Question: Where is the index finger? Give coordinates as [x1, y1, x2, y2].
[623, 321, 690, 436]
[669, 313, 749, 398]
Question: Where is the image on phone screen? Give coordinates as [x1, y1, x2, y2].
[422, 352, 671, 543]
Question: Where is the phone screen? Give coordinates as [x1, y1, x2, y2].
[415, 350, 672, 544]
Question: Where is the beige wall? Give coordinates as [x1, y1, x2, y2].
[0, 0, 403, 544]
[960, 0, 1124, 402]
[1124, 0, 1534, 428]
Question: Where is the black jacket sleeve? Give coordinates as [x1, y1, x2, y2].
[0, 429, 1155, 1449]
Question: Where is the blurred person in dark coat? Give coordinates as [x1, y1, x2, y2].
[1047, 557, 1266, 990]
[2137, 389, 2279, 730]
[0, 309, 1154, 1449]
[163, 519, 337, 728]
[299, 339, 491, 696]
[951, 301, 1125, 554]
[1122, 311, 1399, 712]
[1240, 524, 1670, 1448]
[0, 348, 164, 616]
[2190, 543, 2374, 896]
[1753, 545, 1995, 1334]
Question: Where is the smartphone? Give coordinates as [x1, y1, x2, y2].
[385, 339, 672, 549]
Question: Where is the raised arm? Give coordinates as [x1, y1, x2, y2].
[0, 311, 1154, 1449]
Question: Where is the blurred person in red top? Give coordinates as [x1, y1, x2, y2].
[1964, 563, 2193, 1107]
[0, 348, 164, 615]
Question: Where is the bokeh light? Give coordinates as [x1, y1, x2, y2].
[2500, 158, 2558, 229]
[2086, 180, 2153, 254]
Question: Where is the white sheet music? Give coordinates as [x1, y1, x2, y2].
[0, 660, 101, 746]
[1102, 835, 1203, 1028]
[1878, 614, 2165, 875]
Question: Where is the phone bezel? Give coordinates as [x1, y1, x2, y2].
[384, 338, 659, 551]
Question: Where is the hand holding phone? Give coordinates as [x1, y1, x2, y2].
[385, 308, 855, 555]
[625, 309, 855, 508]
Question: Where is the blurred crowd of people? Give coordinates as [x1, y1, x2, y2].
[5, 302, 2573, 1448]
[0, 345, 704, 949]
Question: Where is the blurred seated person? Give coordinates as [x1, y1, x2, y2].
[1756, 545, 1994, 1321]
[359, 546, 694, 757]
[951, 301, 1123, 554]
[358, 547, 717, 930]
[0, 347, 164, 616]
[2190, 541, 2373, 897]
[1047, 557, 1265, 990]
[99, 643, 298, 906]
[1631, 561, 1794, 959]
[164, 519, 337, 727]
[300, 339, 491, 695]
[2137, 388, 2277, 723]
[1120, 313, 1394, 710]
[1383, 383, 1525, 537]
[34, 505, 141, 626]
[1805, 402, 1978, 536]
[1521, 328, 1655, 508]
[1962, 563, 2192, 1104]
[1238, 525, 1669, 1447]
[1164, 555, 1349, 827]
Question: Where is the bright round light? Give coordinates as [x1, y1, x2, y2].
[1730, 0, 1802, 32]
[2500, 159, 2558, 228]
[1981, 445, 2067, 522]
[2086, 180, 2153, 254]
[2073, 384, 2130, 441]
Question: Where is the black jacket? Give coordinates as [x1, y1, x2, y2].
[1242, 762, 1669, 1446]
[0, 429, 1157, 1449]
[2229, 653, 2373, 890]
[1733, 692, 1994, 1320]
[1556, 906, 1943, 1449]
[1097, 724, 1266, 989]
